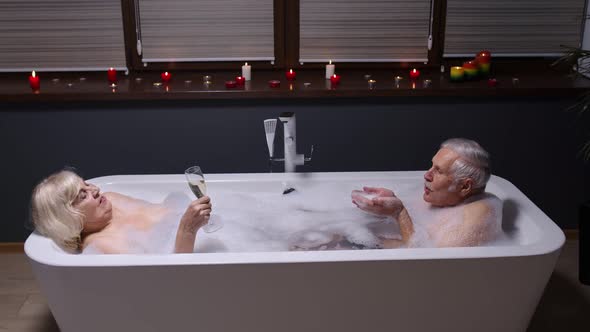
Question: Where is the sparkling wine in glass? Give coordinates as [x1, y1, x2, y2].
[184, 166, 222, 233]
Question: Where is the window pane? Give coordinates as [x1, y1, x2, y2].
[139, 0, 274, 62]
[444, 0, 586, 57]
[0, 0, 126, 72]
[300, 0, 432, 62]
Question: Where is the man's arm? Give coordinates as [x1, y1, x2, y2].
[380, 207, 414, 249]
[397, 208, 414, 244]
[351, 188, 415, 247]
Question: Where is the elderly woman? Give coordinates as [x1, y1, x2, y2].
[31, 170, 211, 254]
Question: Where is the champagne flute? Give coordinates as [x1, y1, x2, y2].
[184, 166, 222, 233]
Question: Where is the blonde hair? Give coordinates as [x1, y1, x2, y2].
[30, 170, 85, 253]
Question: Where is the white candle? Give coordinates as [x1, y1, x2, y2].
[325, 60, 335, 79]
[242, 62, 252, 81]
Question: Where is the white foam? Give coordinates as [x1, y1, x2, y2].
[84, 180, 506, 254]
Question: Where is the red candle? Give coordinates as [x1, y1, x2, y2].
[487, 78, 498, 87]
[161, 71, 172, 83]
[476, 50, 492, 76]
[225, 80, 237, 88]
[476, 50, 491, 64]
[268, 80, 281, 88]
[286, 69, 296, 81]
[329, 74, 341, 85]
[107, 67, 117, 83]
[28, 71, 40, 90]
[409, 68, 420, 80]
[235, 76, 245, 85]
[463, 60, 479, 79]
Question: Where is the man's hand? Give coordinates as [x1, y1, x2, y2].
[351, 187, 404, 217]
[362, 186, 395, 197]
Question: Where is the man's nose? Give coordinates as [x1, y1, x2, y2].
[424, 169, 433, 181]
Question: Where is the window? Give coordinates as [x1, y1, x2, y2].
[136, 0, 275, 64]
[444, 0, 586, 57]
[0, 0, 126, 72]
[299, 0, 433, 63]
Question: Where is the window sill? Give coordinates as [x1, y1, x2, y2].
[0, 68, 588, 103]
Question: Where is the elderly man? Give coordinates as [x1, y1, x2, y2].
[352, 138, 502, 248]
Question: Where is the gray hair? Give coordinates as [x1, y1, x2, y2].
[441, 138, 491, 190]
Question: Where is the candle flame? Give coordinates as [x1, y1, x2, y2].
[289, 69, 293, 73]
[245, 62, 248, 66]
[329, 60, 332, 65]
[109, 67, 114, 71]
[31, 71, 36, 77]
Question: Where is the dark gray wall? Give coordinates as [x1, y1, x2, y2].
[1, 97, 587, 241]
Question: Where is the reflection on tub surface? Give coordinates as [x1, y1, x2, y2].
[84, 180, 507, 254]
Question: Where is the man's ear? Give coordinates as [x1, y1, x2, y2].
[459, 178, 474, 197]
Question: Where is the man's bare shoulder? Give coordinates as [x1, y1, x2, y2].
[462, 193, 501, 226]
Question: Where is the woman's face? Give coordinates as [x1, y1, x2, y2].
[73, 181, 113, 233]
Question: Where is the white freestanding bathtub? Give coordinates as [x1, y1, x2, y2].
[25, 171, 564, 332]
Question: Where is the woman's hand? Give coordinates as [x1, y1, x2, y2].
[351, 187, 404, 217]
[179, 196, 212, 234]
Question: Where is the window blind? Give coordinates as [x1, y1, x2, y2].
[138, 0, 275, 62]
[0, 0, 126, 72]
[444, 0, 586, 57]
[299, 0, 432, 63]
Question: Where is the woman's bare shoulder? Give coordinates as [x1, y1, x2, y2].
[105, 192, 156, 206]
[83, 232, 128, 254]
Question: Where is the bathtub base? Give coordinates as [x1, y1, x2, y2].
[31, 252, 558, 332]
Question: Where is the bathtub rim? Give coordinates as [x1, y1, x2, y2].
[25, 171, 565, 267]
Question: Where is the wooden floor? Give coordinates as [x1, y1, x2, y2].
[0, 240, 588, 332]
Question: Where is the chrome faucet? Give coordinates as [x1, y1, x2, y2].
[264, 112, 313, 172]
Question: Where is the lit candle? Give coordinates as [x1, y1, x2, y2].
[329, 74, 341, 85]
[325, 60, 335, 79]
[242, 62, 251, 81]
[487, 78, 498, 87]
[368, 79, 376, 89]
[107, 67, 117, 84]
[476, 50, 492, 76]
[409, 68, 420, 80]
[235, 76, 245, 85]
[161, 71, 172, 83]
[268, 80, 280, 88]
[462, 60, 478, 80]
[225, 80, 237, 88]
[286, 69, 296, 81]
[450, 66, 464, 82]
[28, 71, 40, 90]
[394, 76, 403, 86]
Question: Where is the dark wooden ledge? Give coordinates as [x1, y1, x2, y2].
[1, 67, 589, 103]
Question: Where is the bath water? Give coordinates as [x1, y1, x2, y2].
[83, 180, 505, 254]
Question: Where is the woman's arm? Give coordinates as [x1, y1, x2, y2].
[174, 196, 211, 253]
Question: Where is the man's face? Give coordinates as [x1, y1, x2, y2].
[423, 148, 464, 207]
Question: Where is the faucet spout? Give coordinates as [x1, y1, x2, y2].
[279, 112, 304, 172]
[265, 112, 312, 173]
